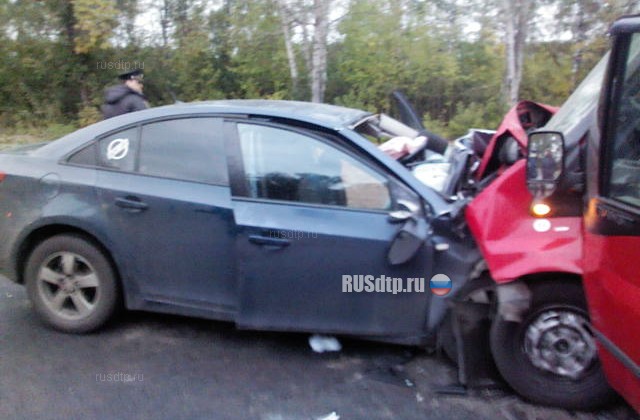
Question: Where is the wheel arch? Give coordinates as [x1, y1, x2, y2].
[15, 224, 122, 293]
[495, 272, 585, 323]
[518, 271, 583, 286]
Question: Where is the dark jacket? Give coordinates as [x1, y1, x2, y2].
[101, 85, 148, 119]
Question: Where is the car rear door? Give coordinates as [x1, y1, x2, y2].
[95, 117, 238, 315]
[226, 120, 435, 337]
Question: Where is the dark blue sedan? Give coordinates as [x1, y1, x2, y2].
[0, 100, 478, 345]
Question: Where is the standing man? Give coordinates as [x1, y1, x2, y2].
[101, 69, 149, 119]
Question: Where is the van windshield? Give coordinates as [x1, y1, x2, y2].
[545, 53, 609, 133]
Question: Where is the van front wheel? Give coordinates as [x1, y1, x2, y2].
[490, 281, 615, 410]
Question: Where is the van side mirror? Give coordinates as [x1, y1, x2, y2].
[526, 131, 565, 198]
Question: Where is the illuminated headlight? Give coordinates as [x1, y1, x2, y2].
[531, 202, 552, 217]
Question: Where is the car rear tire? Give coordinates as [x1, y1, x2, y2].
[25, 234, 120, 333]
[490, 280, 615, 410]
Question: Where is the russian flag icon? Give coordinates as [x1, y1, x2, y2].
[430, 274, 452, 296]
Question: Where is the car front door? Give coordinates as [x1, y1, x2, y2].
[227, 120, 435, 337]
[95, 117, 237, 315]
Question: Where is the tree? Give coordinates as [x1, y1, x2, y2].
[310, 0, 330, 102]
[115, 0, 140, 46]
[227, 0, 290, 98]
[210, 0, 240, 98]
[277, 0, 301, 98]
[72, 0, 118, 54]
[503, 0, 535, 105]
[0, 0, 629, 132]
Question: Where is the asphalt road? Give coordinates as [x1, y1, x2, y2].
[0, 276, 636, 420]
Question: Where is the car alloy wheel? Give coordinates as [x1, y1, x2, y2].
[36, 251, 101, 321]
[26, 234, 120, 333]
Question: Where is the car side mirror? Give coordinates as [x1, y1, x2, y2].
[387, 218, 429, 265]
[526, 131, 565, 198]
[387, 199, 428, 265]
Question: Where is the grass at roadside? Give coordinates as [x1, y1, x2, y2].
[0, 124, 77, 150]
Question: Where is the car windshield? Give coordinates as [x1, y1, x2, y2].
[545, 52, 609, 133]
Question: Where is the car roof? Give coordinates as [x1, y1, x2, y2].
[33, 100, 372, 157]
[177, 100, 372, 128]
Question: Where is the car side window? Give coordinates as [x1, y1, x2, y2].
[98, 127, 138, 172]
[68, 143, 97, 166]
[608, 33, 640, 207]
[237, 123, 391, 210]
[139, 118, 227, 185]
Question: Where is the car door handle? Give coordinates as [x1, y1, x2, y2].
[115, 197, 148, 211]
[248, 235, 290, 248]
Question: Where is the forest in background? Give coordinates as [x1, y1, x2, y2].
[0, 0, 638, 141]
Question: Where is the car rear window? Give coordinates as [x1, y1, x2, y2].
[98, 127, 139, 172]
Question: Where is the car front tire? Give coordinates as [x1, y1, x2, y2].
[25, 234, 120, 333]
